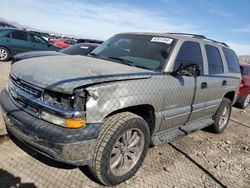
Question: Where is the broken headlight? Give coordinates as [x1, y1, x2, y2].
[43, 89, 87, 111]
[42, 89, 87, 128]
[43, 90, 74, 110]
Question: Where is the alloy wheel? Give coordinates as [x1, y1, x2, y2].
[0, 48, 8, 61]
[218, 105, 230, 129]
[109, 128, 145, 176]
[243, 94, 250, 108]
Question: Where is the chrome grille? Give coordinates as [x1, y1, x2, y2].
[11, 77, 42, 97]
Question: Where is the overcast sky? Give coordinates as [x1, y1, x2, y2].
[1, 0, 250, 55]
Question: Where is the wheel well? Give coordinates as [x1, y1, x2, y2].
[107, 105, 156, 135]
[223, 91, 235, 103]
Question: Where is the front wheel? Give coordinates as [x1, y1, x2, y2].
[0, 47, 10, 61]
[211, 98, 232, 133]
[89, 112, 150, 186]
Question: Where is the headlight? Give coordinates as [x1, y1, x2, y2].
[43, 89, 86, 111]
[43, 90, 74, 110]
[41, 111, 86, 128]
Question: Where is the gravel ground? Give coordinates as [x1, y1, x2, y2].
[0, 61, 249, 188]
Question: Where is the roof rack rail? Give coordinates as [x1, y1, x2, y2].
[165, 32, 229, 47]
[166, 32, 206, 39]
[204, 38, 229, 47]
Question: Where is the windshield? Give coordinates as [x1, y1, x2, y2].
[89, 34, 175, 71]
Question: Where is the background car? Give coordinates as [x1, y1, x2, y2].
[76, 38, 103, 44]
[0, 21, 16, 29]
[31, 31, 51, 41]
[235, 63, 250, 108]
[49, 38, 76, 48]
[12, 43, 99, 63]
[0, 28, 61, 61]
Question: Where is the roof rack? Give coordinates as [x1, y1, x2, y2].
[166, 32, 229, 47]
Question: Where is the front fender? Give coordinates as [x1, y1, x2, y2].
[85, 79, 163, 123]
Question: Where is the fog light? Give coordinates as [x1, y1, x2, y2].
[41, 111, 85, 128]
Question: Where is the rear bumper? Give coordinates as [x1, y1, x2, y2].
[0, 89, 101, 166]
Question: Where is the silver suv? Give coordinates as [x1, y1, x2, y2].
[0, 32, 241, 186]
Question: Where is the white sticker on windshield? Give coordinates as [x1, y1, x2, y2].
[151, 37, 173, 44]
[80, 46, 89, 49]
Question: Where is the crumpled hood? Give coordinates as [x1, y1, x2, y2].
[11, 55, 152, 94]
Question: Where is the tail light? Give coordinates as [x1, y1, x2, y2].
[240, 77, 246, 88]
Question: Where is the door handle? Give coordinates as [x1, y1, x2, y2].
[222, 80, 227, 86]
[201, 82, 208, 89]
[5, 39, 10, 42]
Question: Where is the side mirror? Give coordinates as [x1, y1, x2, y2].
[172, 63, 201, 77]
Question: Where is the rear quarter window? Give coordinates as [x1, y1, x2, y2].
[205, 45, 224, 74]
[223, 48, 241, 73]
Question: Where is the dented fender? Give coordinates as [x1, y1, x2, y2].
[85, 77, 165, 132]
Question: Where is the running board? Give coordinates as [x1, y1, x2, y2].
[151, 128, 185, 146]
[151, 118, 214, 146]
[181, 119, 214, 133]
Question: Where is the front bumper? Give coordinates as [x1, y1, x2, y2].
[0, 89, 101, 166]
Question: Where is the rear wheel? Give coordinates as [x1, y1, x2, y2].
[0, 47, 10, 61]
[89, 112, 150, 186]
[211, 98, 232, 133]
[239, 94, 250, 109]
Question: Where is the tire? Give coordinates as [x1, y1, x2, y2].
[238, 94, 250, 109]
[211, 98, 232, 133]
[89, 112, 150, 186]
[0, 46, 10, 62]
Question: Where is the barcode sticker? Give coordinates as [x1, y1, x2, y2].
[151, 37, 173, 44]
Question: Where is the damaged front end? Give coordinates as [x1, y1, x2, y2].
[7, 75, 88, 129]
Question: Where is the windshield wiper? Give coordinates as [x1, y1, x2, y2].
[88, 52, 100, 58]
[107, 56, 136, 67]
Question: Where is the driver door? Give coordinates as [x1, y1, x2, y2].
[160, 41, 204, 131]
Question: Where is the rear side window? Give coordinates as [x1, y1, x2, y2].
[205, 45, 224, 74]
[11, 31, 28, 41]
[223, 48, 241, 73]
[174, 41, 203, 73]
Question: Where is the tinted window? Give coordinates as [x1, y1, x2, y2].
[223, 48, 240, 73]
[11, 31, 28, 41]
[241, 66, 250, 75]
[174, 41, 203, 73]
[30, 33, 47, 44]
[60, 44, 97, 55]
[206, 45, 224, 74]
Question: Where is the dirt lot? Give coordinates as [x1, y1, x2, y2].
[0, 61, 249, 188]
